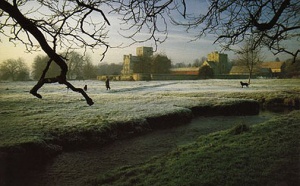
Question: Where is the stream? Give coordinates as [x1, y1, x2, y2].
[29, 110, 287, 186]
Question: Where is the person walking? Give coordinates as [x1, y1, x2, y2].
[105, 76, 111, 90]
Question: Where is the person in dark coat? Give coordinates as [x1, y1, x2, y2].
[105, 76, 111, 90]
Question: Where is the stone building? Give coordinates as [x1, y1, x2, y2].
[121, 46, 153, 75]
[121, 54, 139, 75]
[136, 46, 153, 57]
[201, 51, 229, 75]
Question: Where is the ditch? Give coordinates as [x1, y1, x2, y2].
[24, 109, 289, 186]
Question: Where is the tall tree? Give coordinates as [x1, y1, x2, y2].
[151, 54, 172, 74]
[65, 51, 85, 80]
[199, 65, 214, 79]
[133, 55, 152, 74]
[98, 63, 123, 76]
[236, 40, 264, 84]
[0, 58, 30, 81]
[82, 55, 98, 79]
[192, 59, 202, 67]
[284, 58, 300, 78]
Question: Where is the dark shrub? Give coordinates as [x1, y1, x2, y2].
[230, 123, 250, 135]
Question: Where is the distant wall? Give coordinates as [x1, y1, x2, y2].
[132, 73, 151, 81]
[151, 74, 198, 80]
[214, 75, 253, 79]
[97, 75, 125, 81]
[97, 74, 266, 81]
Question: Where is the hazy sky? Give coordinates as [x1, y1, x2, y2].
[0, 25, 226, 66]
[0, 0, 296, 68]
[0, 2, 224, 67]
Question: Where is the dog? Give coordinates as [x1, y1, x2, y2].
[84, 85, 87, 91]
[240, 81, 249, 88]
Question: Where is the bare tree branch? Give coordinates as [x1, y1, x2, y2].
[169, 0, 299, 61]
[0, 0, 113, 105]
[109, 0, 298, 60]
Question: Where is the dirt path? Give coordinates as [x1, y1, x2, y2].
[29, 111, 282, 186]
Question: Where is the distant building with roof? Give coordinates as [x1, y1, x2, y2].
[117, 48, 286, 81]
[229, 65, 272, 77]
[153, 51, 230, 79]
[260, 61, 285, 77]
[229, 66, 250, 76]
[229, 62, 284, 78]
[201, 51, 230, 75]
[170, 67, 200, 76]
[121, 46, 153, 75]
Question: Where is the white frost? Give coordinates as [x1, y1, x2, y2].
[0, 79, 299, 146]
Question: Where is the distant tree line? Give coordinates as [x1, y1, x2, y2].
[98, 63, 122, 76]
[284, 59, 300, 78]
[0, 58, 30, 81]
[31, 52, 99, 80]
[0, 51, 122, 81]
[172, 57, 207, 68]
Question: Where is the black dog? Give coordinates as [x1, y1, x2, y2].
[240, 81, 249, 88]
[84, 85, 87, 91]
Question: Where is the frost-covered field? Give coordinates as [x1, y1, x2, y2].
[0, 79, 299, 148]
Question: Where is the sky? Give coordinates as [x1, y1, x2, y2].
[0, 1, 225, 67]
[0, 25, 226, 66]
[0, 0, 297, 68]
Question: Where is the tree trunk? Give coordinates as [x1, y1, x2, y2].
[248, 71, 252, 85]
